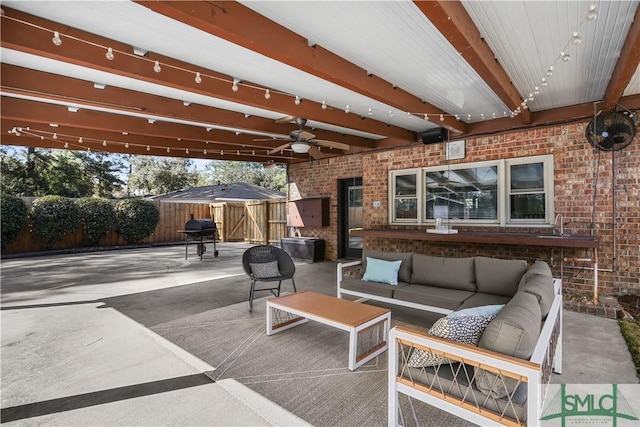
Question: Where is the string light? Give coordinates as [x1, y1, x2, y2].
[166, 147, 170, 153]
[185, 148, 189, 154]
[52, 31, 62, 46]
[203, 149, 207, 155]
[571, 32, 582, 45]
[53, 133, 57, 139]
[64, 142, 69, 148]
[5, 7, 598, 127]
[146, 145, 150, 151]
[344, 104, 350, 114]
[368, 108, 373, 116]
[124, 143, 129, 148]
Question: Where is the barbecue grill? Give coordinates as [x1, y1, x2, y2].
[179, 217, 219, 260]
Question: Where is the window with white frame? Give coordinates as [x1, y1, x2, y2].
[389, 155, 554, 227]
[389, 169, 420, 223]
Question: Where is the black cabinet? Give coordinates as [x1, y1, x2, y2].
[281, 238, 325, 262]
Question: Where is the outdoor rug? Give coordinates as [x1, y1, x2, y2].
[151, 296, 474, 427]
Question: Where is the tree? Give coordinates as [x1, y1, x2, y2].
[204, 161, 287, 192]
[0, 146, 125, 197]
[128, 156, 199, 195]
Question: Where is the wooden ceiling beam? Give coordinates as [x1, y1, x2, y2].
[135, 1, 466, 134]
[1, 7, 415, 143]
[601, 5, 640, 109]
[414, 1, 530, 124]
[465, 93, 640, 136]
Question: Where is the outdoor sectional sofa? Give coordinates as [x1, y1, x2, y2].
[336, 250, 563, 426]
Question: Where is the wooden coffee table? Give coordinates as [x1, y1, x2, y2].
[266, 291, 391, 371]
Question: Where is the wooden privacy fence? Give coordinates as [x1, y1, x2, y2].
[3, 199, 287, 254]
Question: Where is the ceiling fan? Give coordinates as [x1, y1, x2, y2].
[259, 117, 350, 159]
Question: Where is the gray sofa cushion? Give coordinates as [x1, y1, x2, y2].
[527, 259, 552, 277]
[362, 250, 413, 283]
[456, 293, 512, 310]
[410, 254, 476, 292]
[475, 291, 542, 398]
[340, 277, 408, 298]
[518, 262, 555, 318]
[475, 257, 527, 297]
[393, 285, 474, 310]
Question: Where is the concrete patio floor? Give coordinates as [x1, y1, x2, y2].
[1, 243, 637, 425]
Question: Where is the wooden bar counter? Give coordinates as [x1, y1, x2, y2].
[351, 228, 598, 249]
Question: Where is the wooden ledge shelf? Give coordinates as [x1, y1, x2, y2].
[351, 228, 599, 249]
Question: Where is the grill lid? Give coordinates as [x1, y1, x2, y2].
[185, 218, 217, 231]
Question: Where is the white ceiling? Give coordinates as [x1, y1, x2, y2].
[1, 0, 639, 161]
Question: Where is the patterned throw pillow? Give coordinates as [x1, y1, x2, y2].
[250, 260, 280, 278]
[407, 315, 496, 368]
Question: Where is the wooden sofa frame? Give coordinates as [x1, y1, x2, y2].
[388, 279, 563, 427]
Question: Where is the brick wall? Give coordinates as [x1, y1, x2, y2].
[288, 120, 640, 295]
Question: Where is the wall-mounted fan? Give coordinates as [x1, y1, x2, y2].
[585, 111, 637, 151]
[258, 117, 350, 159]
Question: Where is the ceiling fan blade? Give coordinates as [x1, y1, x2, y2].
[275, 115, 297, 124]
[268, 142, 292, 155]
[298, 130, 316, 140]
[313, 139, 350, 151]
[308, 145, 324, 159]
[254, 137, 285, 142]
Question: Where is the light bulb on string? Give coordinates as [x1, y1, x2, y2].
[407, 112, 412, 119]
[571, 32, 582, 45]
[424, 113, 428, 120]
[52, 31, 62, 46]
[102, 140, 107, 146]
[125, 143, 129, 148]
[587, 4, 597, 21]
[264, 89, 270, 99]
[294, 96, 301, 105]
[561, 51, 571, 62]
[203, 149, 207, 155]
[153, 61, 161, 73]
[194, 72, 202, 84]
[185, 148, 189, 154]
[232, 78, 239, 92]
[105, 47, 114, 60]
[322, 101, 328, 110]
[166, 147, 170, 153]
[439, 114, 444, 122]
[368, 108, 373, 116]
[53, 133, 57, 139]
[146, 145, 150, 151]
[345, 104, 350, 114]
[78, 137, 83, 143]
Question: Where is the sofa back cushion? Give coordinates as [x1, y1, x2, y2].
[475, 257, 527, 297]
[475, 291, 542, 398]
[518, 261, 555, 318]
[410, 254, 476, 292]
[361, 250, 413, 283]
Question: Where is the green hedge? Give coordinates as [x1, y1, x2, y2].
[1, 194, 28, 249]
[30, 196, 79, 249]
[77, 197, 114, 247]
[115, 199, 159, 244]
